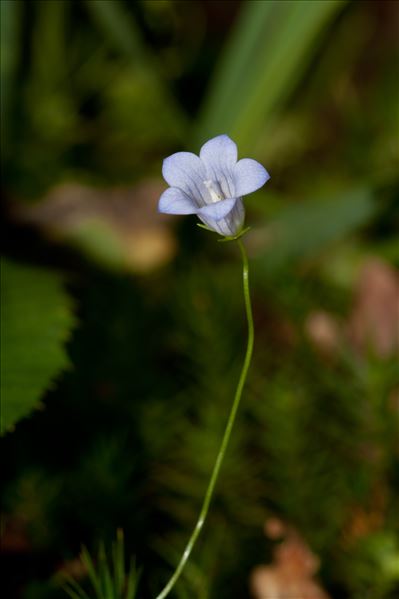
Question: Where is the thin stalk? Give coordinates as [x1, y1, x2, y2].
[155, 238, 254, 599]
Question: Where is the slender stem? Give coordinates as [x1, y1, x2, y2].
[155, 238, 254, 599]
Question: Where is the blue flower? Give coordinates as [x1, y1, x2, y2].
[158, 134, 270, 237]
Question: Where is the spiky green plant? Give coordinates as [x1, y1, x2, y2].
[63, 529, 140, 599]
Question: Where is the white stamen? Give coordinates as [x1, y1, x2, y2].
[204, 179, 223, 203]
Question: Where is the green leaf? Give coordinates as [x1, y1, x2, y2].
[196, 0, 346, 151]
[0, 258, 75, 434]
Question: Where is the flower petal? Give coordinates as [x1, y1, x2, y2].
[197, 198, 236, 221]
[199, 135, 237, 198]
[228, 197, 245, 232]
[198, 197, 245, 236]
[162, 152, 207, 204]
[158, 187, 198, 215]
[199, 134, 238, 171]
[233, 158, 270, 196]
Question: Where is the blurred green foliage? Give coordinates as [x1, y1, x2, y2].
[1, 1, 398, 599]
[196, 0, 345, 149]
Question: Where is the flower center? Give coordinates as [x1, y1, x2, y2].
[203, 180, 224, 203]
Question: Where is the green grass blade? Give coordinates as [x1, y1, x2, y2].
[125, 559, 141, 599]
[64, 587, 85, 599]
[63, 574, 91, 599]
[81, 546, 105, 599]
[0, 0, 21, 151]
[98, 541, 115, 599]
[84, 0, 147, 64]
[112, 528, 125, 596]
[196, 0, 347, 151]
[30, 0, 69, 87]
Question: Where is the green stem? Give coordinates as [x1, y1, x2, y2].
[154, 238, 254, 599]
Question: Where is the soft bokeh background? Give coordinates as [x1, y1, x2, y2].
[1, 1, 398, 598]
